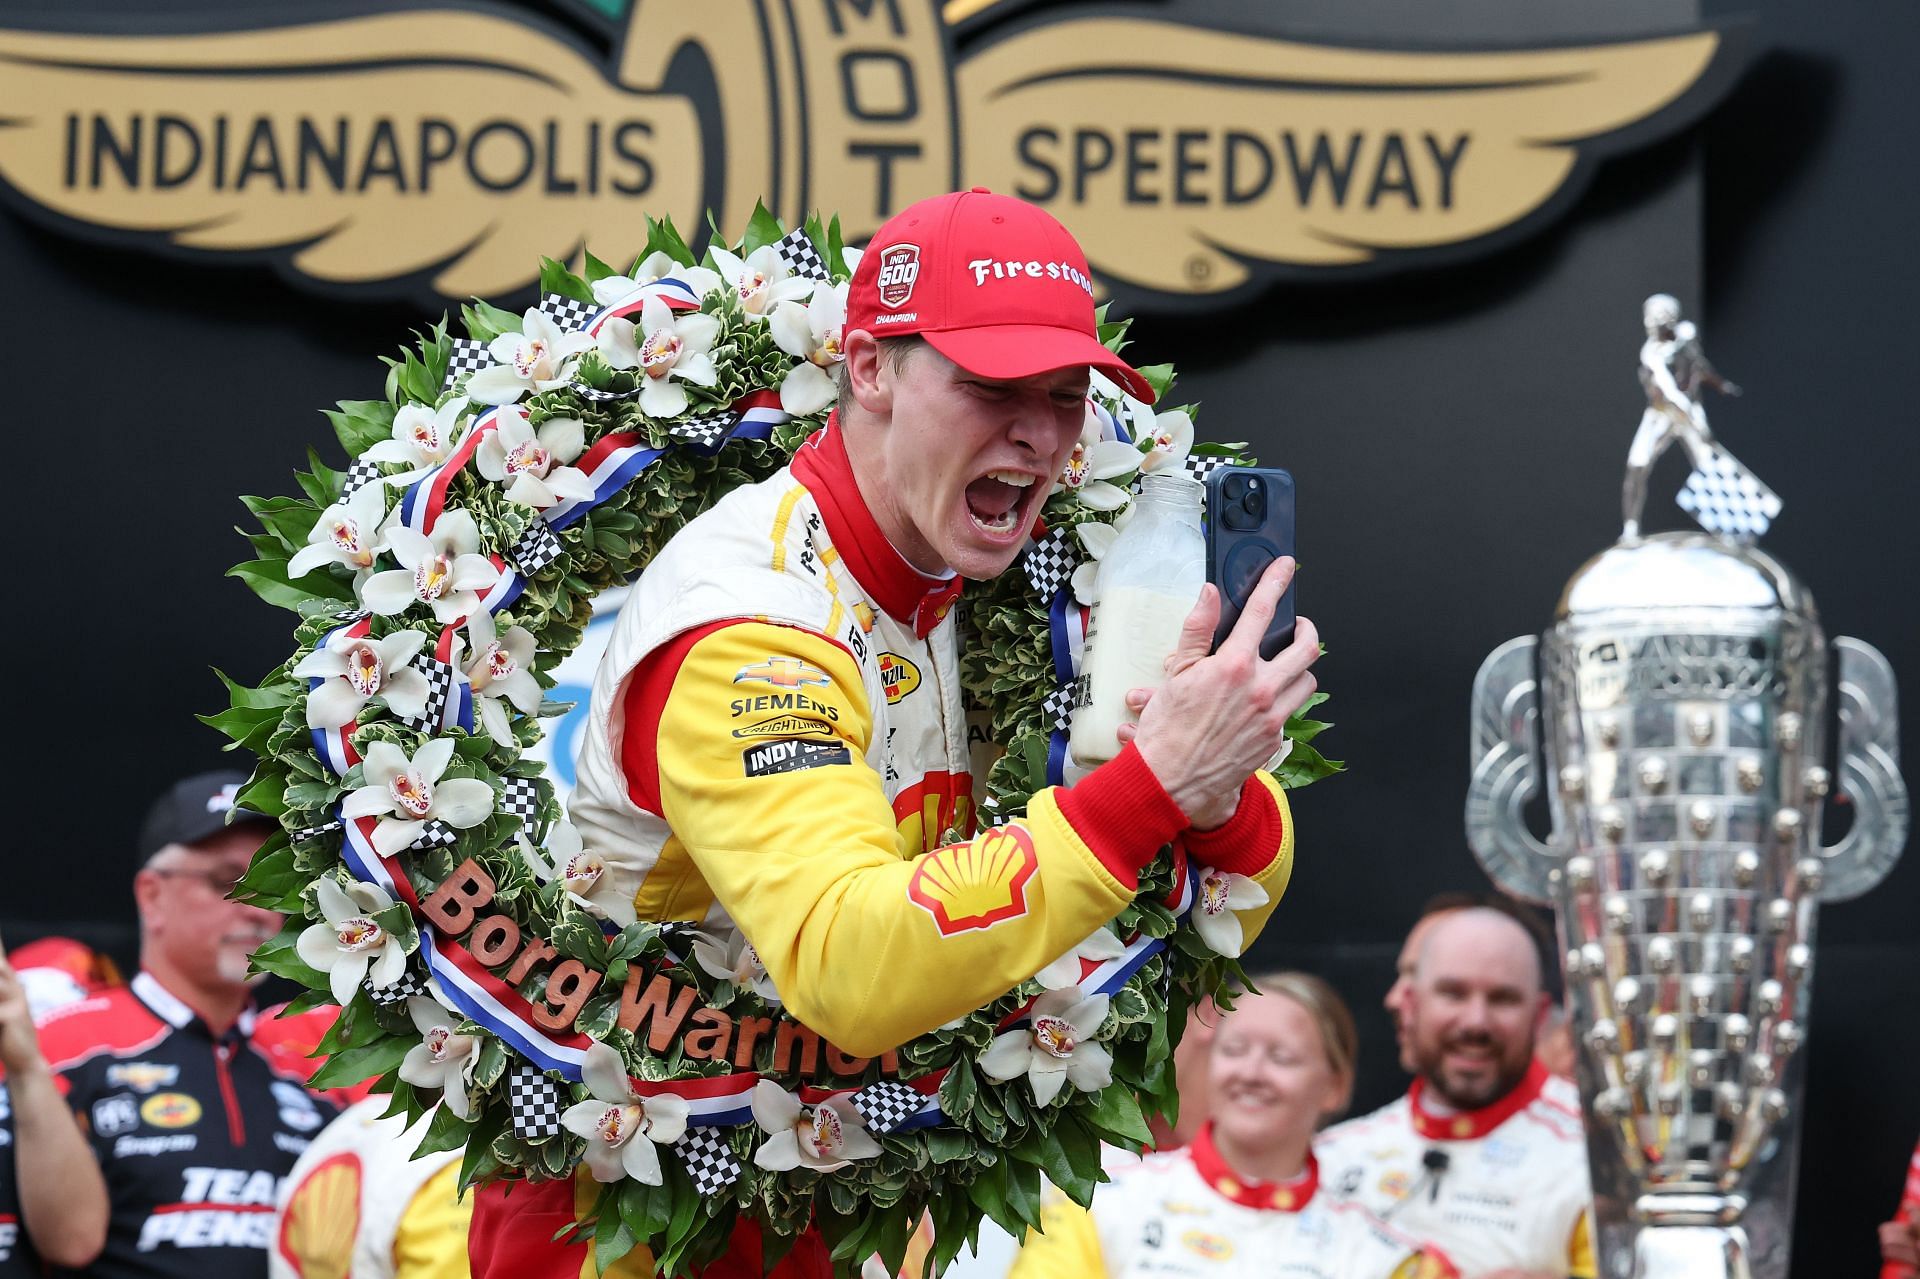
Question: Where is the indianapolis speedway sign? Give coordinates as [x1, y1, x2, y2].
[0, 0, 1747, 306]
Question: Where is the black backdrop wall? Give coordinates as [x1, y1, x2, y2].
[2, 1, 1913, 1274]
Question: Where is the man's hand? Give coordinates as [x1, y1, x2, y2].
[0, 943, 50, 1080]
[1882, 1217, 1920, 1269]
[1124, 556, 1319, 829]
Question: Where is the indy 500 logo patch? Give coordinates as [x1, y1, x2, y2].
[876, 243, 920, 308]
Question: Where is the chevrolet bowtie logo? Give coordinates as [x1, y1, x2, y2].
[0, 3, 1747, 306]
[733, 657, 832, 689]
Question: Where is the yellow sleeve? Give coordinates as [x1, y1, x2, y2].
[1568, 1209, 1596, 1279]
[1007, 1192, 1110, 1279]
[655, 622, 1198, 1057]
[1177, 770, 1295, 951]
[390, 1163, 472, 1279]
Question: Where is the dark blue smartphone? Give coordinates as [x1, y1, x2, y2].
[1206, 466, 1296, 659]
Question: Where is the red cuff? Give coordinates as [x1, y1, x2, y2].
[1054, 742, 1191, 887]
[1179, 775, 1284, 878]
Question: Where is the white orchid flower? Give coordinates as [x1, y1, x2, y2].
[1069, 520, 1120, 606]
[979, 988, 1113, 1107]
[1057, 409, 1141, 508]
[295, 877, 405, 1005]
[359, 510, 499, 624]
[518, 820, 631, 922]
[364, 401, 468, 482]
[454, 611, 541, 742]
[397, 994, 479, 1119]
[690, 928, 782, 1005]
[770, 280, 847, 417]
[339, 739, 496, 857]
[465, 309, 594, 406]
[750, 1081, 881, 1174]
[709, 244, 815, 317]
[288, 481, 392, 582]
[1034, 927, 1128, 991]
[1190, 865, 1271, 958]
[473, 410, 595, 510]
[561, 1042, 690, 1185]
[590, 251, 722, 306]
[597, 295, 720, 420]
[292, 627, 431, 729]
[841, 245, 864, 276]
[1130, 400, 1196, 474]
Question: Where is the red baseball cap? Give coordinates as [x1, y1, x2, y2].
[846, 188, 1156, 403]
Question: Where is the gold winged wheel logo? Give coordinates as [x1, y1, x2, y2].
[0, 3, 1741, 300]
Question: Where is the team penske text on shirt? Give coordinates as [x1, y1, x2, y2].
[136, 1167, 284, 1251]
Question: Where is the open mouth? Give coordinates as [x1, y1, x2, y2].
[964, 468, 1042, 538]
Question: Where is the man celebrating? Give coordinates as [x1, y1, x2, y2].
[468, 188, 1322, 1277]
[23, 772, 341, 1279]
[1320, 908, 1595, 1279]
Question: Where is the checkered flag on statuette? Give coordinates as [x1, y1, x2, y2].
[771, 227, 831, 282]
[1132, 455, 1231, 493]
[1021, 527, 1079, 597]
[539, 292, 595, 334]
[670, 408, 735, 450]
[851, 1081, 926, 1135]
[510, 518, 565, 576]
[341, 458, 383, 499]
[365, 963, 432, 1007]
[508, 1065, 564, 1142]
[1677, 446, 1782, 540]
[676, 1126, 743, 1194]
[499, 776, 543, 838]
[442, 337, 492, 391]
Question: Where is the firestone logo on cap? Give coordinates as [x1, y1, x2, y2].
[876, 243, 921, 309]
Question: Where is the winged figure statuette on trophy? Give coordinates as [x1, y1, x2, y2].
[1465, 297, 1907, 1278]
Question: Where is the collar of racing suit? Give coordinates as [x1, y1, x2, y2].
[1189, 1120, 1320, 1212]
[1407, 1059, 1550, 1142]
[790, 414, 963, 639]
[131, 970, 256, 1042]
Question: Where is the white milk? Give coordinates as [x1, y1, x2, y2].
[1069, 585, 1196, 764]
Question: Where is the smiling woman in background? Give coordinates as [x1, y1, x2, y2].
[1009, 972, 1458, 1279]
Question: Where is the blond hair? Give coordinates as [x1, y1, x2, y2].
[1233, 971, 1359, 1118]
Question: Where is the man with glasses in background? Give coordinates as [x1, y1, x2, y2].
[10, 772, 340, 1278]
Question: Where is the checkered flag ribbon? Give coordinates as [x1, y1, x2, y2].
[1042, 685, 1077, 734]
[568, 379, 641, 404]
[1022, 527, 1080, 597]
[539, 292, 596, 334]
[675, 1125, 743, 1194]
[289, 818, 342, 846]
[1131, 455, 1232, 493]
[365, 963, 432, 1007]
[771, 227, 831, 282]
[499, 776, 543, 838]
[508, 1064, 564, 1142]
[409, 820, 460, 852]
[1677, 446, 1782, 539]
[670, 407, 736, 450]
[510, 518, 565, 576]
[851, 1081, 926, 1135]
[341, 458, 384, 499]
[397, 653, 457, 732]
[442, 337, 492, 391]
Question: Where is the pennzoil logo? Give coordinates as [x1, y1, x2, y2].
[1181, 1231, 1234, 1262]
[733, 657, 830, 689]
[0, 3, 1746, 306]
[907, 825, 1037, 935]
[140, 1091, 204, 1129]
[878, 653, 922, 705]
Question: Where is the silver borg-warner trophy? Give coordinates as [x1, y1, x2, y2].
[1465, 298, 1908, 1279]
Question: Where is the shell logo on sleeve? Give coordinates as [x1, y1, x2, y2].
[907, 825, 1038, 935]
[277, 1152, 363, 1279]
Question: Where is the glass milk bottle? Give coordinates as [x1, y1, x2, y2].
[1069, 471, 1206, 765]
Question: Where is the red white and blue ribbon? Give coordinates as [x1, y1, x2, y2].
[582, 278, 701, 335]
[1044, 588, 1091, 787]
[308, 615, 371, 775]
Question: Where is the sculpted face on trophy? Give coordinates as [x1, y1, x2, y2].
[1465, 299, 1908, 1279]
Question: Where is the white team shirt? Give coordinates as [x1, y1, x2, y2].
[1317, 1063, 1596, 1278]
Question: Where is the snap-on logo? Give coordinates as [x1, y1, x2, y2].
[876, 243, 920, 308]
